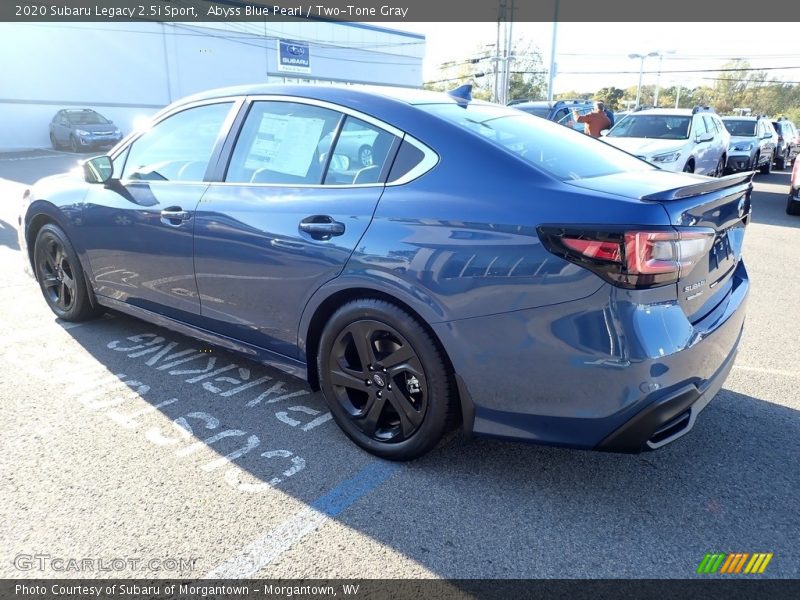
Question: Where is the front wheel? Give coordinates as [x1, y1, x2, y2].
[69, 136, 79, 153]
[50, 133, 59, 150]
[759, 154, 772, 174]
[317, 299, 455, 460]
[776, 151, 787, 171]
[788, 197, 800, 216]
[358, 145, 373, 167]
[683, 160, 695, 173]
[713, 156, 725, 178]
[34, 224, 101, 322]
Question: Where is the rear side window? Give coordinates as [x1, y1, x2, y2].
[387, 139, 425, 182]
[420, 103, 652, 181]
[324, 117, 397, 185]
[702, 116, 717, 134]
[226, 101, 342, 185]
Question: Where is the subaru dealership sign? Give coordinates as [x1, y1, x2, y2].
[277, 40, 310, 73]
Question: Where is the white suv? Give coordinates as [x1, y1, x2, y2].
[603, 107, 730, 176]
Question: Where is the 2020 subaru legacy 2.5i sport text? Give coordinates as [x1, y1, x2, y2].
[19, 84, 752, 460]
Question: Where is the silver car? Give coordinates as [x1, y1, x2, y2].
[721, 116, 776, 174]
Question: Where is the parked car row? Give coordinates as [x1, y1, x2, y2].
[49, 108, 123, 152]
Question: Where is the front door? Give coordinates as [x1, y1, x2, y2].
[80, 101, 237, 322]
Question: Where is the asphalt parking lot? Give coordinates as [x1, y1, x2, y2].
[1, 149, 798, 580]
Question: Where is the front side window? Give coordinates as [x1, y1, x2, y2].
[122, 102, 233, 182]
[421, 102, 653, 181]
[226, 101, 341, 185]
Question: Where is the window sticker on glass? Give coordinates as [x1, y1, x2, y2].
[244, 113, 325, 178]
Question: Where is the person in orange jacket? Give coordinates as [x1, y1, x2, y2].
[573, 101, 611, 138]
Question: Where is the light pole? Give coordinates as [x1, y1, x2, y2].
[629, 51, 658, 109]
[653, 50, 675, 107]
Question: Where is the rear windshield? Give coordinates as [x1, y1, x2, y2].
[606, 114, 691, 140]
[723, 119, 757, 136]
[515, 106, 551, 118]
[420, 103, 652, 181]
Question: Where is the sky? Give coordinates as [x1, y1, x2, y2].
[389, 22, 800, 95]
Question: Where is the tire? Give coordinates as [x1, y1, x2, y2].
[358, 145, 373, 167]
[50, 133, 60, 150]
[683, 160, 695, 173]
[759, 153, 772, 174]
[776, 151, 787, 171]
[317, 298, 455, 461]
[33, 224, 101, 322]
[751, 153, 760, 171]
[788, 197, 800, 216]
[69, 136, 79, 153]
[713, 156, 725, 178]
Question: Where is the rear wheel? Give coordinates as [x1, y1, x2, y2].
[34, 224, 101, 322]
[317, 299, 455, 460]
[787, 197, 800, 216]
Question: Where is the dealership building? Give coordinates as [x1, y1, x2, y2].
[0, 20, 425, 150]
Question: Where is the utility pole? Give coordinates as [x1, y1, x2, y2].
[653, 50, 675, 107]
[495, 0, 505, 103]
[547, 0, 559, 103]
[629, 51, 658, 109]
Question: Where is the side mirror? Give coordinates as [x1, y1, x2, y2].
[83, 155, 113, 184]
[696, 132, 714, 143]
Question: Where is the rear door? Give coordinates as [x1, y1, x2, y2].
[193, 98, 400, 357]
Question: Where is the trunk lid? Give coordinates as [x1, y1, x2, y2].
[571, 171, 753, 322]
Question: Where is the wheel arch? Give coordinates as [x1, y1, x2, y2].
[300, 285, 468, 429]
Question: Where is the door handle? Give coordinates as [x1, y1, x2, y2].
[299, 216, 345, 240]
[160, 207, 191, 226]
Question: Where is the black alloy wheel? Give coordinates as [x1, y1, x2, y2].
[317, 299, 455, 460]
[34, 224, 100, 321]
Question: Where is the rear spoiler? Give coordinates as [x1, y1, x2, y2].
[640, 172, 754, 201]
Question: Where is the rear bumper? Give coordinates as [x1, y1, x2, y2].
[595, 327, 738, 452]
[434, 261, 748, 452]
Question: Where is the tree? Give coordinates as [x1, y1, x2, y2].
[504, 40, 547, 102]
[595, 87, 625, 110]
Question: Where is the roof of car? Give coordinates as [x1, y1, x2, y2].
[174, 83, 487, 108]
[630, 108, 698, 116]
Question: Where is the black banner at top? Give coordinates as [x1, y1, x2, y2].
[3, 0, 800, 22]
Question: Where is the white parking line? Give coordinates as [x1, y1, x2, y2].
[206, 460, 400, 578]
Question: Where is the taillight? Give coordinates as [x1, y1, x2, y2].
[792, 159, 800, 189]
[538, 226, 715, 289]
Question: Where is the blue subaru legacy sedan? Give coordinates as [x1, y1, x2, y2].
[19, 84, 751, 460]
